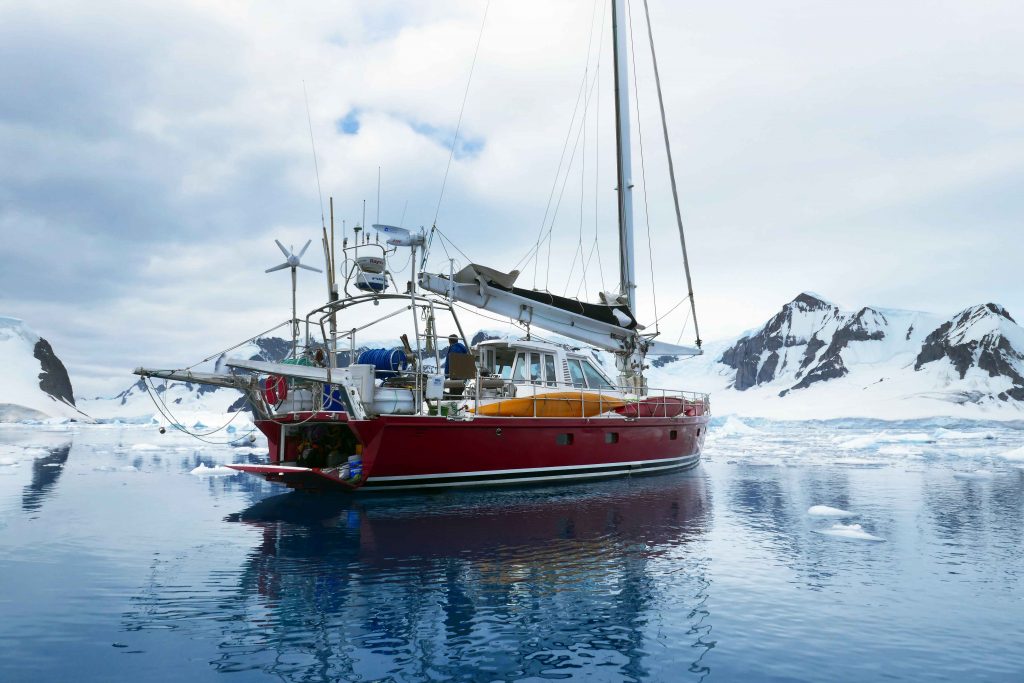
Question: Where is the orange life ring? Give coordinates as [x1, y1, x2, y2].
[264, 375, 288, 404]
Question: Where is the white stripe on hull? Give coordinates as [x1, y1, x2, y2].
[363, 454, 701, 491]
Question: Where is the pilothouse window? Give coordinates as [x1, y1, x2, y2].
[544, 355, 557, 386]
[581, 360, 614, 390]
[494, 349, 516, 379]
[512, 352, 527, 382]
[530, 353, 542, 382]
[567, 359, 586, 388]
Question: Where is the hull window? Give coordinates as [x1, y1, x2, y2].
[669, 430, 678, 440]
[605, 432, 619, 444]
[556, 433, 574, 446]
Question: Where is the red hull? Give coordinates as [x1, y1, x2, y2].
[235, 409, 709, 492]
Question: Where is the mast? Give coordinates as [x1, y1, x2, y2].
[611, 0, 636, 313]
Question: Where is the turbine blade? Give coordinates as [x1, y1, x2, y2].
[298, 239, 312, 258]
[265, 262, 290, 273]
[274, 239, 290, 258]
[297, 264, 322, 273]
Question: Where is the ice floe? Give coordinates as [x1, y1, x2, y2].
[952, 469, 994, 480]
[997, 446, 1024, 462]
[714, 417, 765, 437]
[189, 464, 236, 476]
[130, 443, 160, 451]
[93, 465, 139, 472]
[814, 523, 885, 542]
[808, 505, 855, 517]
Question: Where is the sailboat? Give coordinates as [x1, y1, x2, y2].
[135, 0, 710, 492]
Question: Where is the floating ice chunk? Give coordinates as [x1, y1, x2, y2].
[836, 434, 879, 450]
[831, 457, 882, 466]
[715, 417, 764, 437]
[934, 428, 995, 441]
[953, 469, 994, 480]
[93, 465, 138, 472]
[0, 457, 17, 466]
[130, 444, 160, 451]
[808, 505, 855, 517]
[190, 464, 236, 476]
[877, 445, 922, 457]
[814, 523, 885, 542]
[119, 465, 139, 472]
[998, 446, 1024, 462]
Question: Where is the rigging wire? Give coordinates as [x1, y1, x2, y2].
[521, 73, 589, 286]
[143, 376, 254, 443]
[185, 320, 294, 371]
[518, 65, 604, 291]
[626, 0, 659, 332]
[641, 0, 702, 347]
[432, 0, 490, 228]
[303, 81, 327, 231]
[518, 2, 603, 284]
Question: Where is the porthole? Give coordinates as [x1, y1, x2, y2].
[556, 433, 574, 446]
[605, 432, 619, 444]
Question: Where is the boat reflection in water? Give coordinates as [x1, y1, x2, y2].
[138, 472, 712, 681]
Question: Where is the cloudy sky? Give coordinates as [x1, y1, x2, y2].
[2, 0, 1022, 396]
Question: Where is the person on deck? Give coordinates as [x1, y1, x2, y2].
[444, 334, 468, 377]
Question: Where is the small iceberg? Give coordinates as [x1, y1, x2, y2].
[808, 505, 855, 517]
[814, 523, 885, 542]
[190, 464, 236, 476]
[715, 416, 764, 437]
[953, 469, 994, 480]
[130, 443, 160, 451]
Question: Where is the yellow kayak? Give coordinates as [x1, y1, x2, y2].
[470, 391, 625, 418]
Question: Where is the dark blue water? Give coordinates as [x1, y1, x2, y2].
[0, 422, 1022, 682]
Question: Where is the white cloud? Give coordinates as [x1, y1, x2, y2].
[1, 0, 1022, 395]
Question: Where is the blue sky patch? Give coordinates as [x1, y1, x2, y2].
[337, 109, 360, 135]
[408, 119, 485, 160]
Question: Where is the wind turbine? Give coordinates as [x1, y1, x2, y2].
[266, 239, 322, 357]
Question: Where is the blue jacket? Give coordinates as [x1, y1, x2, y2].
[444, 342, 468, 375]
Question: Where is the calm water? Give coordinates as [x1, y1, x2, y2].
[1, 419, 1022, 682]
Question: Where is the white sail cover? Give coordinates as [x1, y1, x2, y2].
[420, 264, 699, 356]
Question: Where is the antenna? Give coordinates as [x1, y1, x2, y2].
[266, 239, 323, 357]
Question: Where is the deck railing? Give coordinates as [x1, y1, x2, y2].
[257, 343, 710, 420]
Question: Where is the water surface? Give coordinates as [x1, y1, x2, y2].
[0, 420, 1021, 681]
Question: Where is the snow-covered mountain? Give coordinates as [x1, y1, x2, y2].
[28, 293, 1024, 423]
[0, 316, 91, 421]
[648, 294, 1024, 419]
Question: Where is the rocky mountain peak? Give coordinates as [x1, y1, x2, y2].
[914, 304, 1024, 401]
[791, 292, 834, 312]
